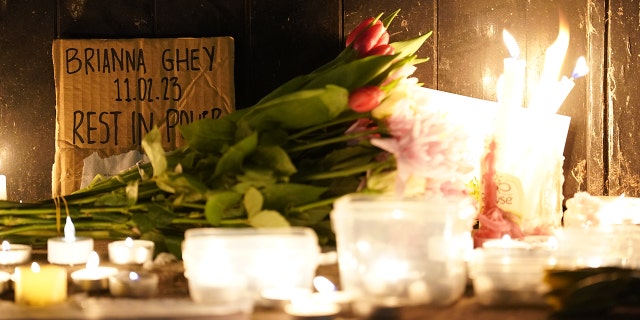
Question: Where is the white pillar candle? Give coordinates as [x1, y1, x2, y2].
[47, 216, 94, 265]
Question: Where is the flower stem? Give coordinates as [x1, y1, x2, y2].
[287, 129, 382, 153]
[298, 158, 394, 180]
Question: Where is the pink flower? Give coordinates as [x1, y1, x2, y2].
[348, 86, 384, 113]
[371, 106, 473, 197]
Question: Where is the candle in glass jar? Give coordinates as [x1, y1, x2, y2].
[108, 237, 154, 265]
[71, 251, 118, 292]
[0, 240, 31, 265]
[14, 262, 67, 306]
[48, 216, 94, 265]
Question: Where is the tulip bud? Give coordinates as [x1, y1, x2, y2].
[348, 86, 385, 113]
[352, 22, 387, 56]
[361, 44, 395, 57]
[346, 17, 375, 46]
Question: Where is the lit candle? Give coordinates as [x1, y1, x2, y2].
[0, 240, 31, 265]
[71, 251, 118, 292]
[529, 14, 571, 112]
[546, 56, 589, 113]
[108, 237, 154, 265]
[14, 262, 67, 306]
[496, 29, 526, 140]
[0, 174, 6, 200]
[47, 216, 94, 265]
[482, 234, 530, 250]
[309, 276, 352, 315]
[109, 270, 159, 298]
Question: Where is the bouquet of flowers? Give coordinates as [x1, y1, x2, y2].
[0, 10, 475, 256]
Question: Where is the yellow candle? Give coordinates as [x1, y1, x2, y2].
[14, 262, 67, 306]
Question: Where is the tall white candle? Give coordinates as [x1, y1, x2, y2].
[547, 56, 589, 113]
[0, 175, 6, 200]
[496, 30, 526, 140]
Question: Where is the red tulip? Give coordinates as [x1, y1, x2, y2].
[348, 86, 385, 113]
[361, 44, 395, 57]
[351, 22, 387, 56]
[346, 17, 375, 46]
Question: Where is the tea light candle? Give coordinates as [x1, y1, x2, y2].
[14, 262, 67, 306]
[260, 287, 313, 309]
[109, 270, 159, 298]
[48, 216, 94, 265]
[108, 237, 154, 265]
[71, 251, 118, 292]
[0, 240, 31, 265]
[284, 295, 341, 320]
[311, 276, 353, 314]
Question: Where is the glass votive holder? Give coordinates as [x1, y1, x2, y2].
[468, 247, 555, 307]
[331, 193, 476, 313]
[553, 224, 640, 269]
[182, 227, 320, 307]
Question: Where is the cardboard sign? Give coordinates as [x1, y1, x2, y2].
[52, 37, 235, 196]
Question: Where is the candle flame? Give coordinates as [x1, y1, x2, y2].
[539, 13, 570, 85]
[125, 237, 134, 247]
[86, 251, 100, 269]
[1, 240, 9, 251]
[63, 216, 76, 242]
[501, 234, 512, 241]
[503, 29, 520, 58]
[313, 276, 337, 293]
[572, 56, 589, 79]
[31, 262, 40, 272]
[129, 271, 139, 281]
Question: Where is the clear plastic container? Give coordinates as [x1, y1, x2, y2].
[331, 193, 476, 310]
[468, 247, 555, 307]
[182, 227, 320, 310]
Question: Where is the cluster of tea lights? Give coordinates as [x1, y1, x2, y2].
[0, 216, 156, 307]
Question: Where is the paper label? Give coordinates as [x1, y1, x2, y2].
[495, 172, 524, 224]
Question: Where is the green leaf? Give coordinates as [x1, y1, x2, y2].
[391, 31, 432, 60]
[261, 183, 328, 212]
[239, 85, 349, 131]
[244, 187, 263, 218]
[147, 204, 177, 228]
[141, 127, 167, 177]
[132, 213, 155, 234]
[303, 55, 397, 92]
[156, 173, 207, 201]
[94, 192, 129, 207]
[125, 180, 139, 206]
[179, 118, 236, 153]
[214, 131, 259, 176]
[249, 210, 290, 228]
[204, 191, 243, 225]
[232, 169, 278, 193]
[249, 145, 297, 177]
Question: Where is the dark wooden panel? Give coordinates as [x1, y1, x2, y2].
[154, 0, 251, 108]
[606, 0, 640, 196]
[437, 0, 526, 100]
[57, 0, 154, 38]
[343, 1, 437, 88]
[0, 1, 56, 201]
[248, 0, 342, 105]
